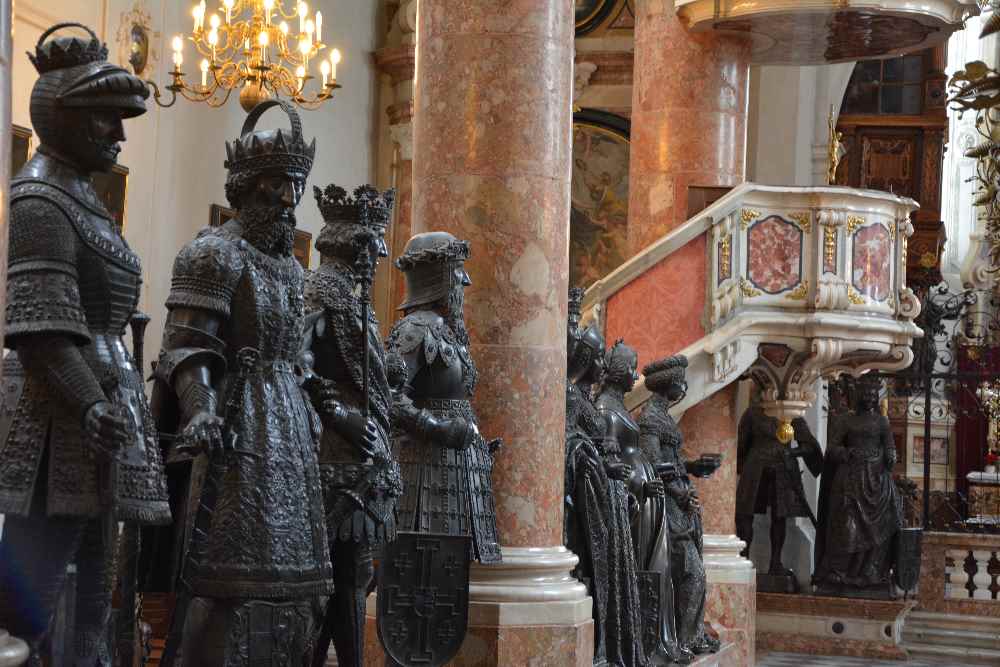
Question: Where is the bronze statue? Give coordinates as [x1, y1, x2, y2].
[639, 356, 721, 660]
[597, 341, 689, 666]
[736, 391, 822, 589]
[385, 232, 501, 562]
[565, 291, 611, 666]
[150, 100, 332, 664]
[0, 23, 170, 664]
[302, 184, 401, 667]
[814, 375, 904, 597]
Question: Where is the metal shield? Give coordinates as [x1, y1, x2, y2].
[377, 531, 471, 667]
[893, 527, 923, 593]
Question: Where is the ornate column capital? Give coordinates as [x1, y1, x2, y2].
[374, 44, 415, 86]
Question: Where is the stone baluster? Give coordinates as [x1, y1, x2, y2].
[946, 548, 972, 599]
[972, 550, 994, 600]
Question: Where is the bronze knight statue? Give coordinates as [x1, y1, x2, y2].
[149, 100, 333, 665]
[301, 184, 402, 667]
[639, 356, 721, 660]
[0, 23, 170, 664]
[736, 391, 822, 590]
[385, 232, 502, 563]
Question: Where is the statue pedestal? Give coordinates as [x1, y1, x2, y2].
[756, 593, 914, 660]
[0, 630, 28, 667]
[757, 572, 798, 594]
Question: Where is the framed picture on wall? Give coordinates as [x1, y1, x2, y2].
[912, 435, 949, 465]
[11, 124, 32, 175]
[93, 164, 129, 232]
[208, 203, 312, 270]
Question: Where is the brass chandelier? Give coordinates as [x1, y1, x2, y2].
[152, 0, 342, 111]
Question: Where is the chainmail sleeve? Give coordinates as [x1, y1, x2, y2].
[164, 232, 244, 318]
[4, 196, 89, 347]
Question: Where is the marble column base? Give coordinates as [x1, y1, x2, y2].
[703, 534, 757, 667]
[0, 630, 28, 667]
[363, 546, 594, 666]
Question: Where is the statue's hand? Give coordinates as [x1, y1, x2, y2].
[644, 479, 665, 498]
[682, 488, 701, 513]
[439, 418, 473, 451]
[83, 401, 131, 460]
[605, 462, 633, 482]
[177, 411, 226, 457]
[322, 399, 382, 460]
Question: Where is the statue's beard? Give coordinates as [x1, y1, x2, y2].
[446, 285, 470, 346]
[241, 206, 296, 257]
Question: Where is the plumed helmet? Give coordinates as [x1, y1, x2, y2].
[225, 100, 316, 180]
[29, 23, 149, 147]
[395, 231, 471, 311]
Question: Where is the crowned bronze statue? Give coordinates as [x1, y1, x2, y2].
[565, 302, 644, 667]
[597, 341, 691, 666]
[301, 184, 402, 667]
[814, 375, 905, 597]
[639, 356, 722, 660]
[584, 342, 648, 666]
[385, 232, 501, 563]
[736, 390, 822, 591]
[0, 22, 170, 665]
[149, 100, 332, 665]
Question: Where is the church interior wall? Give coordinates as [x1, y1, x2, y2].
[9, 0, 383, 366]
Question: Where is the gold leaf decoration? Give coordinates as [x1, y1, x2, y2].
[784, 280, 809, 300]
[846, 215, 865, 235]
[788, 211, 811, 232]
[740, 208, 760, 230]
[740, 278, 762, 298]
[847, 286, 866, 305]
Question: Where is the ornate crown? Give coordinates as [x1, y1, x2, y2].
[29, 23, 108, 74]
[313, 183, 395, 230]
[568, 287, 585, 322]
[225, 100, 316, 177]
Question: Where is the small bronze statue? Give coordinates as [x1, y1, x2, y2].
[736, 391, 822, 590]
[302, 184, 402, 667]
[151, 100, 332, 664]
[0, 22, 170, 664]
[814, 375, 905, 597]
[581, 340, 652, 666]
[385, 232, 501, 561]
[639, 356, 722, 660]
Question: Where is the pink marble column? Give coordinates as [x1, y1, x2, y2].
[413, 0, 571, 550]
[412, 2, 590, 664]
[628, 0, 750, 254]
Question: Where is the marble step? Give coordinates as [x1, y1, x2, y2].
[901, 611, 1000, 665]
[902, 624, 1000, 651]
[903, 643, 1000, 666]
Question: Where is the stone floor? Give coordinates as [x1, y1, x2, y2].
[757, 652, 987, 666]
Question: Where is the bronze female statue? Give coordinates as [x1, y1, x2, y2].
[595, 341, 683, 665]
[814, 374, 904, 596]
[639, 356, 721, 659]
[0, 23, 170, 664]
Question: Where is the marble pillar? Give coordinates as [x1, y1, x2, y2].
[0, 1, 26, 664]
[628, 0, 750, 253]
[412, 1, 591, 664]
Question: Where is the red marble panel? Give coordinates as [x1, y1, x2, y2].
[706, 580, 756, 667]
[852, 223, 892, 302]
[680, 385, 739, 535]
[747, 216, 802, 294]
[604, 235, 707, 372]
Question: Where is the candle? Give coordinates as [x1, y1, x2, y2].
[320, 59, 329, 86]
[298, 2, 308, 33]
[173, 51, 183, 68]
[209, 13, 220, 30]
[208, 29, 218, 61]
[223, 0, 233, 24]
[330, 48, 341, 81]
[258, 30, 269, 61]
[172, 35, 184, 69]
[315, 12, 322, 43]
[263, 0, 274, 25]
[200, 58, 209, 87]
[296, 65, 305, 90]
[279, 21, 289, 37]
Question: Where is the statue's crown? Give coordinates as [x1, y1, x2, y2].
[313, 183, 395, 229]
[225, 100, 315, 176]
[568, 287, 585, 321]
[29, 23, 108, 74]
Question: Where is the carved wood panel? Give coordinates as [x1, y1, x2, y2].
[860, 134, 916, 197]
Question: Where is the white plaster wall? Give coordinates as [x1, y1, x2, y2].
[10, 0, 380, 366]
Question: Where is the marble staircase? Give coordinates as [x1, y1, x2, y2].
[901, 611, 1000, 665]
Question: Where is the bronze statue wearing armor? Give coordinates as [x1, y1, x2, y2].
[736, 394, 822, 579]
[814, 375, 904, 596]
[639, 356, 721, 660]
[150, 100, 332, 665]
[385, 232, 501, 564]
[0, 23, 170, 664]
[579, 339, 648, 666]
[302, 184, 402, 667]
[596, 342, 685, 666]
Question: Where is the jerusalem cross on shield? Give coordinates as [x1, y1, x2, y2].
[377, 531, 471, 666]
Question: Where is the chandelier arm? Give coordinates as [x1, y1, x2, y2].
[206, 87, 236, 108]
[144, 79, 178, 108]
